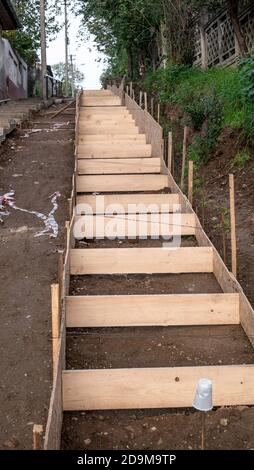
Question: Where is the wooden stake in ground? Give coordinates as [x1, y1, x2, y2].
[126, 85, 129, 96]
[168, 131, 173, 174]
[221, 212, 227, 264]
[157, 102, 160, 124]
[151, 97, 154, 117]
[33, 424, 43, 450]
[130, 82, 133, 97]
[139, 90, 143, 108]
[51, 283, 60, 373]
[144, 92, 148, 111]
[229, 173, 237, 277]
[188, 160, 194, 206]
[180, 126, 189, 191]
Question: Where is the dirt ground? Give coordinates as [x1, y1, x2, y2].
[61, 127, 254, 451]
[0, 105, 74, 449]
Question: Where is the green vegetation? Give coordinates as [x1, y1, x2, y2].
[3, 1, 61, 65]
[233, 150, 251, 167]
[144, 60, 254, 164]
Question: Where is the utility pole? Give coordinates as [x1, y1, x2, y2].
[64, 0, 69, 97]
[40, 0, 47, 103]
[69, 54, 75, 98]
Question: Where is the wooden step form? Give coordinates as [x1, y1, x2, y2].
[76, 193, 181, 213]
[62, 89, 254, 417]
[66, 293, 240, 328]
[70, 247, 213, 275]
[77, 143, 152, 159]
[73, 213, 196, 238]
[62, 365, 254, 411]
[77, 175, 168, 192]
[77, 158, 161, 174]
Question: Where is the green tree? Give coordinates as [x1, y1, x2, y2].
[75, 0, 164, 78]
[51, 61, 84, 94]
[3, 0, 62, 65]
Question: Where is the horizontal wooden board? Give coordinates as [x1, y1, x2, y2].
[79, 117, 134, 126]
[79, 112, 132, 120]
[82, 98, 121, 107]
[76, 174, 168, 192]
[78, 158, 161, 174]
[62, 365, 254, 410]
[76, 193, 181, 214]
[78, 135, 147, 145]
[70, 247, 213, 275]
[84, 90, 113, 96]
[74, 213, 196, 238]
[66, 293, 240, 328]
[79, 127, 139, 135]
[80, 106, 127, 113]
[78, 144, 152, 159]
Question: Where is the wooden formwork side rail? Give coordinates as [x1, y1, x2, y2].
[43, 93, 78, 448]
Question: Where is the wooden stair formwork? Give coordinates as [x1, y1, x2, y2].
[44, 88, 254, 449]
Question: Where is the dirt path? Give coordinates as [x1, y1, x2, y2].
[0, 107, 74, 449]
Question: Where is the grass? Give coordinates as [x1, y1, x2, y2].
[233, 150, 250, 167]
[143, 60, 254, 165]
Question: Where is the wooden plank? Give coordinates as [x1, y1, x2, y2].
[79, 126, 139, 135]
[66, 293, 240, 328]
[62, 365, 254, 411]
[76, 193, 180, 214]
[82, 98, 121, 107]
[70, 247, 213, 275]
[78, 158, 161, 174]
[84, 90, 113, 96]
[80, 106, 127, 113]
[78, 144, 152, 159]
[79, 112, 132, 120]
[77, 174, 168, 193]
[74, 213, 196, 238]
[79, 135, 147, 144]
[229, 174, 237, 277]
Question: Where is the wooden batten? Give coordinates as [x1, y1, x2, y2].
[73, 213, 196, 238]
[77, 158, 161, 175]
[76, 174, 169, 193]
[66, 293, 239, 328]
[63, 365, 254, 411]
[70, 247, 213, 275]
[76, 193, 181, 214]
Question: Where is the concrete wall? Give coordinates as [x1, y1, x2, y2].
[0, 36, 28, 100]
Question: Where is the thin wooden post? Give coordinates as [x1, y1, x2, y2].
[151, 97, 154, 117]
[33, 424, 43, 450]
[221, 212, 227, 264]
[51, 283, 60, 373]
[157, 102, 160, 124]
[126, 85, 129, 96]
[188, 160, 194, 206]
[139, 90, 143, 108]
[132, 89, 135, 101]
[229, 174, 237, 277]
[144, 92, 148, 111]
[181, 126, 189, 191]
[168, 131, 173, 174]
[58, 250, 64, 302]
[130, 82, 133, 97]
